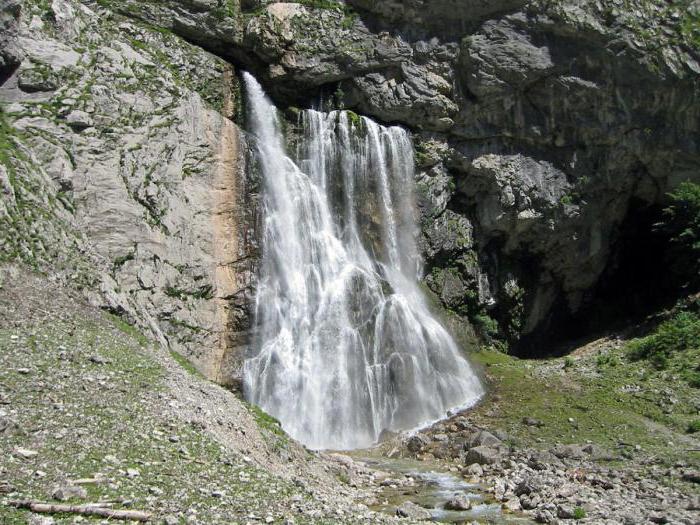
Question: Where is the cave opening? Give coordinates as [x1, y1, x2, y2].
[516, 198, 696, 357]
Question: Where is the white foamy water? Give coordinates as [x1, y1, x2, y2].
[242, 72, 483, 450]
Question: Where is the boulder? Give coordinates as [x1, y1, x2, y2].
[445, 494, 472, 511]
[466, 430, 502, 449]
[65, 110, 94, 130]
[406, 434, 430, 453]
[52, 483, 88, 501]
[464, 445, 501, 465]
[551, 444, 586, 460]
[396, 501, 431, 520]
[462, 463, 483, 478]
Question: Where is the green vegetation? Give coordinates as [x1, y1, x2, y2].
[573, 507, 586, 520]
[169, 349, 204, 378]
[688, 419, 700, 434]
[656, 181, 700, 288]
[627, 310, 700, 376]
[164, 284, 215, 300]
[473, 313, 500, 339]
[470, 332, 699, 464]
[107, 312, 150, 347]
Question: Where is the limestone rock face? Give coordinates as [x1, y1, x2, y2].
[0, 0, 23, 74]
[107, 0, 700, 347]
[0, 0, 257, 384]
[3, 0, 700, 357]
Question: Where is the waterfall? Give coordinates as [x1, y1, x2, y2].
[242, 73, 484, 450]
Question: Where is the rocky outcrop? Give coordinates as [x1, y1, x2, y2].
[0, 0, 257, 383]
[3, 0, 700, 360]
[0, 0, 23, 77]
[103, 0, 700, 349]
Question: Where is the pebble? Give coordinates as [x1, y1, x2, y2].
[14, 447, 38, 459]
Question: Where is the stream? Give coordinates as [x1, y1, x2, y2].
[353, 455, 531, 524]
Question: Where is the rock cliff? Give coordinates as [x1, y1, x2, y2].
[0, 0, 257, 382]
[2, 0, 699, 373]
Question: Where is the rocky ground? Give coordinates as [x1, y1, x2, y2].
[363, 333, 700, 524]
[0, 267, 698, 525]
[0, 264, 415, 525]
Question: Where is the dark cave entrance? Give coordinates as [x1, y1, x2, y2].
[516, 198, 695, 356]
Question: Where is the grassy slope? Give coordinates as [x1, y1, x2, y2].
[0, 269, 351, 524]
[468, 329, 699, 476]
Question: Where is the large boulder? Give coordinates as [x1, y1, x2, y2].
[464, 445, 502, 465]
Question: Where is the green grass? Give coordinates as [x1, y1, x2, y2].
[470, 340, 699, 464]
[0, 293, 303, 524]
[169, 349, 204, 378]
[107, 312, 150, 347]
[627, 309, 700, 381]
[688, 419, 700, 434]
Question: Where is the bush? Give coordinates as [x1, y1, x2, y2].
[688, 419, 700, 434]
[474, 313, 500, 339]
[656, 181, 700, 287]
[596, 352, 619, 369]
[573, 507, 586, 520]
[564, 356, 575, 369]
[627, 311, 700, 369]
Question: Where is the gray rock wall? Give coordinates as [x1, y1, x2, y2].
[0, 0, 258, 383]
[3, 0, 700, 359]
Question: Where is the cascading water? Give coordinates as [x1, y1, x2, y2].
[242, 72, 484, 450]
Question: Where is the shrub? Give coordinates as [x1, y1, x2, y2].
[564, 356, 575, 369]
[656, 181, 700, 287]
[474, 313, 500, 339]
[573, 507, 586, 520]
[627, 311, 700, 368]
[688, 419, 700, 434]
[596, 352, 619, 369]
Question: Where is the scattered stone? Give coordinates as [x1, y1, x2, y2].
[464, 445, 501, 465]
[89, 355, 109, 365]
[163, 516, 179, 525]
[211, 489, 224, 498]
[0, 414, 18, 434]
[406, 434, 430, 453]
[27, 515, 55, 525]
[14, 447, 38, 459]
[523, 417, 544, 427]
[16, 368, 31, 375]
[126, 468, 140, 478]
[445, 494, 472, 511]
[462, 463, 483, 477]
[52, 483, 88, 501]
[396, 501, 431, 519]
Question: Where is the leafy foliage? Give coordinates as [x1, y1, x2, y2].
[655, 181, 700, 288]
[627, 310, 700, 383]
